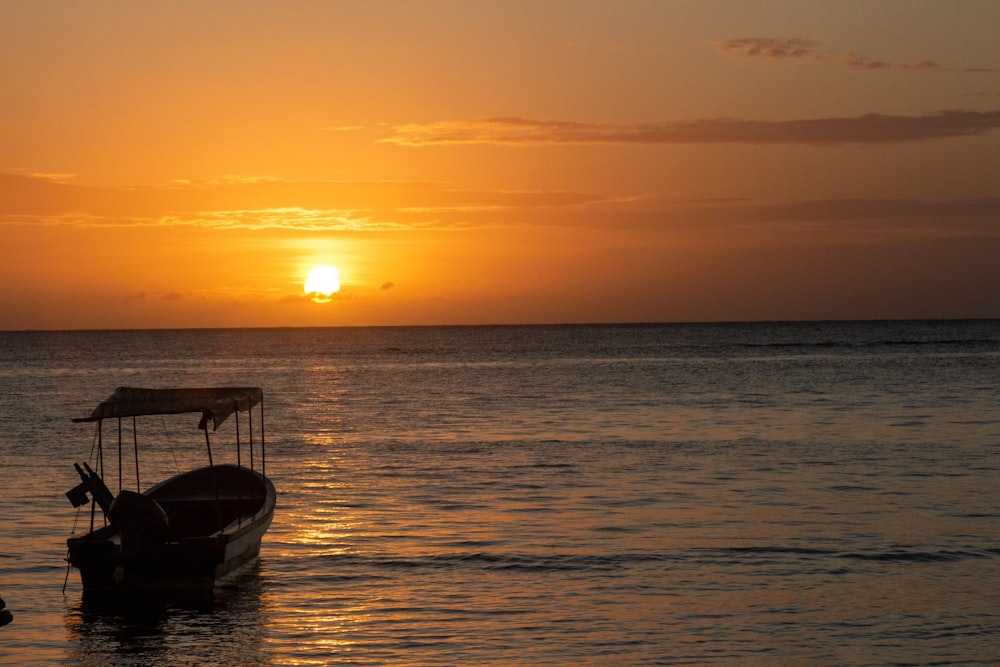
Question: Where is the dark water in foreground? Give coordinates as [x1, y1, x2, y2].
[0, 321, 998, 665]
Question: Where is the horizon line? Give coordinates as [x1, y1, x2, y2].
[3, 316, 998, 334]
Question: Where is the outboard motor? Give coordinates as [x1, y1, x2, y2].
[108, 490, 170, 555]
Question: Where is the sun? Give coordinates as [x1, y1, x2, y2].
[304, 264, 341, 303]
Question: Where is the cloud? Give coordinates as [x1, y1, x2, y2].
[0, 173, 605, 232]
[845, 53, 893, 71]
[900, 59, 945, 72]
[719, 37, 993, 74]
[381, 110, 1000, 146]
[717, 37, 817, 60]
[17, 171, 78, 183]
[161, 208, 383, 232]
[727, 197, 1000, 224]
[380, 282, 395, 291]
[4, 175, 997, 243]
[535, 197, 1000, 248]
[847, 53, 944, 71]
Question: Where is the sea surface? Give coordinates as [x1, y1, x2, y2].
[0, 321, 998, 665]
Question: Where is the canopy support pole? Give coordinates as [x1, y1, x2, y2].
[97, 421, 104, 482]
[235, 407, 241, 468]
[260, 396, 266, 479]
[202, 418, 223, 532]
[91, 421, 102, 533]
[133, 416, 140, 492]
[116, 419, 121, 494]
[203, 422, 214, 468]
[248, 404, 257, 508]
[235, 403, 243, 527]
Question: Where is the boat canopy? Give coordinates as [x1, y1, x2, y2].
[73, 387, 263, 430]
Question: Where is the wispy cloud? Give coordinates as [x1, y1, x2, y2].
[5, 173, 997, 241]
[845, 53, 892, 71]
[716, 37, 818, 60]
[569, 197, 1000, 241]
[900, 60, 946, 72]
[846, 53, 945, 72]
[714, 197, 1000, 225]
[15, 170, 78, 183]
[160, 208, 380, 232]
[719, 36, 997, 74]
[381, 110, 1000, 146]
[0, 174, 603, 232]
[843, 52, 1000, 73]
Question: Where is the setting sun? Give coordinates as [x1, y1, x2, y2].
[304, 264, 340, 303]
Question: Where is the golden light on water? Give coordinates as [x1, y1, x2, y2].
[304, 264, 341, 303]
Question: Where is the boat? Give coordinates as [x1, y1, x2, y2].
[65, 387, 276, 594]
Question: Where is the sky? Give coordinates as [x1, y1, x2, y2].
[2, 0, 999, 329]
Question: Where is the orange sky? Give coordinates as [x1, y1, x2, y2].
[2, 1, 999, 329]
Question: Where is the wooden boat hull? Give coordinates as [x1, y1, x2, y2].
[67, 464, 275, 593]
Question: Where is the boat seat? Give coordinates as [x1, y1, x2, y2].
[156, 496, 264, 537]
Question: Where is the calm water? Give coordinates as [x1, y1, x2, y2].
[0, 321, 998, 665]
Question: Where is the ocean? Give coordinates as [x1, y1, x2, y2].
[0, 321, 998, 665]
